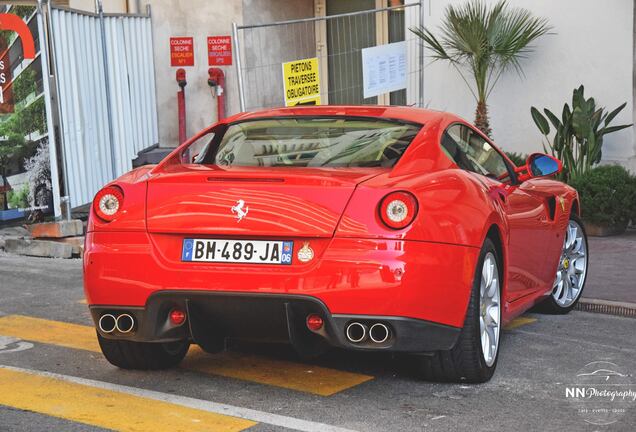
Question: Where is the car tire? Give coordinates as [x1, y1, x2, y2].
[538, 213, 589, 314]
[97, 333, 189, 370]
[415, 238, 501, 383]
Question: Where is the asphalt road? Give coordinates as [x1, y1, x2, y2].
[0, 252, 635, 432]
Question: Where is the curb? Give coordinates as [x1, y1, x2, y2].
[575, 298, 636, 319]
[4, 238, 74, 259]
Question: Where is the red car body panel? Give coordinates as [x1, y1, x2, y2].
[84, 106, 579, 347]
[84, 232, 478, 328]
[145, 166, 385, 237]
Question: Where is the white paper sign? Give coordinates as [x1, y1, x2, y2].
[361, 41, 407, 99]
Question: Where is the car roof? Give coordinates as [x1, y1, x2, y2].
[224, 105, 459, 126]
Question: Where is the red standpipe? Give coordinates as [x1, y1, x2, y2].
[208, 68, 226, 121]
[176, 68, 187, 144]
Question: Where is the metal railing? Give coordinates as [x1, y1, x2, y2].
[233, 2, 424, 112]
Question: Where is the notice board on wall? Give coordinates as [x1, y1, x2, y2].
[170, 37, 194, 67]
[361, 41, 407, 99]
[207, 36, 232, 66]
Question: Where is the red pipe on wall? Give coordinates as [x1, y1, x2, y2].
[176, 68, 187, 144]
[208, 68, 226, 121]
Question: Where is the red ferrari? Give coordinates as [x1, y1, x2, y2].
[84, 106, 588, 383]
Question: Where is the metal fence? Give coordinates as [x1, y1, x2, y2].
[233, 2, 424, 113]
[47, 4, 158, 209]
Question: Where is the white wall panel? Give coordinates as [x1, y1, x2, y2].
[50, 8, 158, 208]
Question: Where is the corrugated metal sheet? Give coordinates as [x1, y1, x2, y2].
[50, 8, 158, 208]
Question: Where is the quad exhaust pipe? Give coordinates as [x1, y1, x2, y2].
[369, 323, 390, 344]
[98, 313, 135, 334]
[115, 313, 135, 333]
[98, 314, 117, 333]
[345, 322, 367, 343]
[345, 322, 391, 344]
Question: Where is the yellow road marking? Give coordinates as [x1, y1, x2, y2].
[504, 316, 537, 330]
[77, 299, 87, 304]
[0, 315, 373, 396]
[0, 368, 254, 432]
[0, 315, 100, 352]
[184, 346, 373, 396]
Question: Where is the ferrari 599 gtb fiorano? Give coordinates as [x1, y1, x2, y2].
[84, 106, 588, 383]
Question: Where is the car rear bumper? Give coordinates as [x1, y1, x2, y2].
[90, 292, 461, 353]
[84, 231, 479, 350]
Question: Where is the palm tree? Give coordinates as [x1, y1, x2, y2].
[411, 0, 550, 136]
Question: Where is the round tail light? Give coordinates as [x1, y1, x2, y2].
[379, 191, 418, 229]
[93, 186, 124, 222]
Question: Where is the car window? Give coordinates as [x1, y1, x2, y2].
[197, 117, 421, 168]
[441, 124, 511, 182]
[181, 132, 215, 164]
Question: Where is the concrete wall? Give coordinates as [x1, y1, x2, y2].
[68, 0, 129, 13]
[61, 0, 314, 148]
[421, 0, 635, 168]
[64, 0, 635, 166]
[137, 0, 313, 148]
[241, 0, 315, 110]
[137, 0, 242, 148]
[65, 0, 232, 148]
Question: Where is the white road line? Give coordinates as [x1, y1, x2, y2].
[0, 364, 359, 432]
[0, 336, 33, 353]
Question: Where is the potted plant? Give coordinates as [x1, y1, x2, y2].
[411, 0, 550, 136]
[531, 86, 633, 236]
[530, 85, 631, 182]
[569, 165, 636, 236]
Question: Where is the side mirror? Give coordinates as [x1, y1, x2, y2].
[526, 153, 562, 178]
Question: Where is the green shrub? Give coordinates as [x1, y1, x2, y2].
[22, 97, 47, 134]
[505, 152, 527, 167]
[531, 85, 631, 182]
[12, 68, 37, 103]
[7, 185, 29, 209]
[569, 165, 636, 227]
[11, 6, 36, 19]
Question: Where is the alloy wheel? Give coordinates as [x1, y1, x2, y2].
[479, 252, 500, 367]
[552, 220, 587, 307]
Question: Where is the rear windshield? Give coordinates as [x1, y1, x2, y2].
[198, 117, 421, 168]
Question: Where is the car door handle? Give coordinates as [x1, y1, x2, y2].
[487, 188, 507, 204]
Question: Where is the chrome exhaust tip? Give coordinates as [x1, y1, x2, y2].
[115, 313, 135, 334]
[345, 322, 367, 343]
[369, 323, 390, 344]
[98, 314, 117, 334]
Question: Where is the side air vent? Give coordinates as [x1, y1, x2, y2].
[546, 197, 556, 220]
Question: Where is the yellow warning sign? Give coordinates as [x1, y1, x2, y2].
[282, 57, 321, 106]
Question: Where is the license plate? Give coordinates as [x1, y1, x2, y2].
[182, 239, 293, 264]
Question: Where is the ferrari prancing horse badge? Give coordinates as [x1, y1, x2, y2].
[231, 199, 249, 222]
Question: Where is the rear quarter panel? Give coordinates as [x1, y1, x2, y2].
[336, 168, 505, 248]
[86, 165, 153, 233]
[337, 112, 507, 248]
